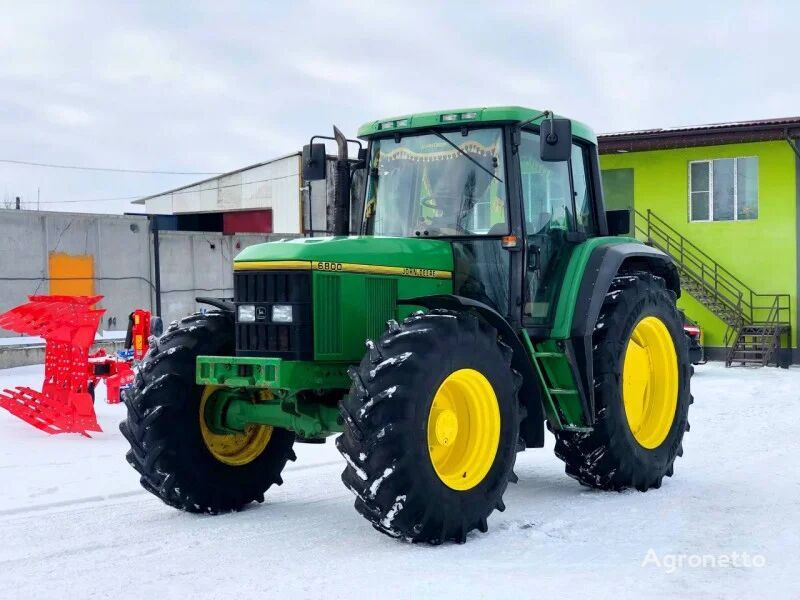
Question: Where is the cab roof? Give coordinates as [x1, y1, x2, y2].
[357, 106, 597, 144]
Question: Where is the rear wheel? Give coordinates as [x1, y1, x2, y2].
[553, 273, 691, 491]
[337, 309, 521, 544]
[120, 311, 296, 513]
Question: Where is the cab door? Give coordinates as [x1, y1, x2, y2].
[519, 130, 596, 329]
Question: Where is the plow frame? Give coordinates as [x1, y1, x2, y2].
[0, 295, 133, 436]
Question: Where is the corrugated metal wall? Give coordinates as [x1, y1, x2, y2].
[142, 154, 304, 234]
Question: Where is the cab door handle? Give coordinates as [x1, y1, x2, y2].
[527, 245, 541, 273]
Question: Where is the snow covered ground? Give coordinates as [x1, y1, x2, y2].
[0, 362, 797, 599]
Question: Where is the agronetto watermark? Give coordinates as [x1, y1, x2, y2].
[642, 549, 767, 573]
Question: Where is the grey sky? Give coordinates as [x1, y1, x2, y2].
[0, 0, 796, 214]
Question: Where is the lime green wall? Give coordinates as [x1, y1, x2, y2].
[600, 140, 797, 348]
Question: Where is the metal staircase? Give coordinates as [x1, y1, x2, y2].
[633, 209, 791, 367]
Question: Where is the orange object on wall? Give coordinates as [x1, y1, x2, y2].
[48, 253, 94, 296]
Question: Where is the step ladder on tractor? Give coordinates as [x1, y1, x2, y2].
[0, 296, 158, 436]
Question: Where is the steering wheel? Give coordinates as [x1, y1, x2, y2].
[419, 195, 437, 209]
[419, 192, 462, 210]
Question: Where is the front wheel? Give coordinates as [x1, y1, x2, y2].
[554, 273, 692, 491]
[337, 310, 521, 544]
[120, 311, 296, 513]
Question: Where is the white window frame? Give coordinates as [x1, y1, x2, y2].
[688, 160, 712, 222]
[688, 157, 758, 223]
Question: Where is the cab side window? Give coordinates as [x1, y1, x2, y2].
[520, 133, 572, 234]
[520, 131, 573, 322]
[520, 132, 597, 325]
[571, 143, 596, 234]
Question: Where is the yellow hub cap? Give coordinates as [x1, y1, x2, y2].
[427, 369, 501, 491]
[199, 386, 273, 466]
[622, 316, 679, 449]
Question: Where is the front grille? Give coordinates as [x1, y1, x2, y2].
[365, 277, 398, 340]
[234, 271, 313, 359]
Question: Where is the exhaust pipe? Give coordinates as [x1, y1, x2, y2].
[332, 125, 350, 236]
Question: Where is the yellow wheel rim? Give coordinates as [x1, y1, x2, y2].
[199, 386, 273, 466]
[427, 369, 501, 491]
[622, 316, 679, 449]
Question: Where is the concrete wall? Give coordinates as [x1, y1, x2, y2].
[0, 209, 301, 341]
[155, 231, 291, 326]
[0, 339, 127, 369]
[0, 209, 152, 337]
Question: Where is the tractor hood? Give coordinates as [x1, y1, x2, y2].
[234, 236, 454, 273]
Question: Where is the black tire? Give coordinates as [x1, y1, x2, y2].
[150, 315, 164, 338]
[120, 311, 296, 513]
[553, 273, 692, 491]
[336, 309, 521, 544]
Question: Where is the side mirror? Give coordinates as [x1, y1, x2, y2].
[539, 118, 572, 162]
[302, 143, 327, 181]
[606, 209, 631, 235]
[352, 147, 368, 169]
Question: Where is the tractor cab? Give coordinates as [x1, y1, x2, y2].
[304, 107, 623, 335]
[361, 125, 512, 316]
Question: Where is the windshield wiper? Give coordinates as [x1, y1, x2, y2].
[427, 129, 502, 183]
[517, 109, 551, 129]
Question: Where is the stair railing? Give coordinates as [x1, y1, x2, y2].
[761, 295, 784, 366]
[634, 209, 791, 331]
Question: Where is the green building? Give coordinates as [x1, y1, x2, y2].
[598, 117, 800, 365]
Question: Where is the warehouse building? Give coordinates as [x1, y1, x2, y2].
[133, 151, 356, 236]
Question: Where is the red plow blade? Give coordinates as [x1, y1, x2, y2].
[0, 295, 105, 436]
[0, 386, 99, 436]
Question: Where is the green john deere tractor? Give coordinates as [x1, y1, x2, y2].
[121, 106, 691, 544]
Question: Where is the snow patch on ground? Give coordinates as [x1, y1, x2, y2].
[0, 362, 798, 598]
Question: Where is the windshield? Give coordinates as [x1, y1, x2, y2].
[363, 128, 508, 237]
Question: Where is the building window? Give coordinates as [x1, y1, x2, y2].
[689, 157, 758, 222]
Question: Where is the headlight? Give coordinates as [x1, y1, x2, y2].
[238, 304, 256, 322]
[271, 304, 293, 323]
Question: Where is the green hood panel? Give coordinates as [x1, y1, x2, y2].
[234, 236, 454, 271]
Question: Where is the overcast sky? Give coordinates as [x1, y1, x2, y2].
[0, 0, 796, 214]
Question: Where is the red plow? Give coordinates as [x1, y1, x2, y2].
[0, 295, 141, 436]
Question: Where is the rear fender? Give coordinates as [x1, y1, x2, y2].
[569, 243, 680, 421]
